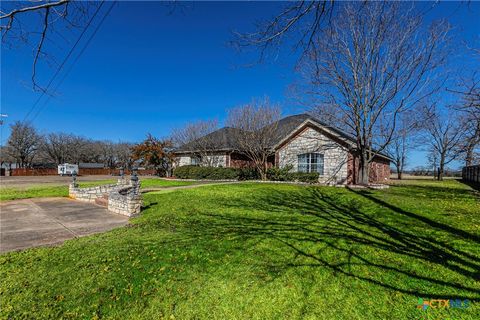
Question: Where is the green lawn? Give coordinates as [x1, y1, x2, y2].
[139, 178, 198, 189]
[0, 178, 197, 201]
[1, 180, 479, 319]
[0, 185, 69, 201]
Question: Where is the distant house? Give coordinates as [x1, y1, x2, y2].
[174, 114, 391, 184]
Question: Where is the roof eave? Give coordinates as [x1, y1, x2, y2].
[273, 119, 357, 151]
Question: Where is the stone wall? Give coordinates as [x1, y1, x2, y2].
[69, 181, 122, 203]
[175, 153, 227, 167]
[69, 178, 142, 217]
[202, 154, 227, 167]
[177, 156, 191, 167]
[108, 185, 142, 217]
[277, 127, 349, 185]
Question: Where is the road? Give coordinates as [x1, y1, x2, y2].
[0, 175, 117, 188]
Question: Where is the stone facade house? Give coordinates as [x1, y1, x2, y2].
[174, 114, 391, 184]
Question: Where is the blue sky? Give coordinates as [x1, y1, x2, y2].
[1, 1, 479, 169]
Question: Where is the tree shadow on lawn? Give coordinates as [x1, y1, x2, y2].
[174, 187, 480, 301]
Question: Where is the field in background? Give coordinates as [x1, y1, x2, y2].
[389, 174, 460, 180]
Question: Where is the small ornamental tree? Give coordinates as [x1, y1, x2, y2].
[131, 134, 175, 176]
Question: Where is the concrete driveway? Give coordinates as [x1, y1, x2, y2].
[0, 197, 129, 253]
[0, 175, 116, 188]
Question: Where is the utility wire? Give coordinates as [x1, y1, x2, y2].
[30, 1, 117, 123]
[23, 1, 105, 122]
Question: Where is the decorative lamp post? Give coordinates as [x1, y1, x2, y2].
[130, 166, 139, 192]
[118, 166, 125, 185]
[72, 171, 78, 187]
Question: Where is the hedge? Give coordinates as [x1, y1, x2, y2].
[289, 172, 320, 183]
[267, 165, 319, 183]
[174, 165, 318, 183]
[174, 166, 238, 180]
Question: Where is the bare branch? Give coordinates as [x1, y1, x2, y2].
[0, 0, 69, 21]
[31, 6, 50, 92]
[1, 0, 97, 90]
[226, 97, 281, 180]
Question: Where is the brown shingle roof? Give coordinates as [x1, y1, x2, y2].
[175, 113, 391, 161]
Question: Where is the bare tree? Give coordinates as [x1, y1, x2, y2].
[97, 141, 116, 168]
[114, 142, 134, 169]
[41, 132, 96, 165]
[67, 135, 89, 165]
[6, 121, 137, 169]
[420, 104, 465, 181]
[41, 132, 73, 165]
[226, 97, 281, 180]
[384, 111, 420, 179]
[301, 2, 449, 184]
[450, 72, 480, 166]
[238, 2, 449, 184]
[6, 121, 42, 168]
[456, 109, 480, 166]
[171, 119, 220, 166]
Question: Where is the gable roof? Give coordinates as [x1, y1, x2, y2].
[175, 113, 391, 161]
[175, 127, 242, 153]
[270, 113, 358, 147]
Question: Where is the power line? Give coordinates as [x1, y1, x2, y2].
[29, 1, 117, 123]
[23, 1, 105, 123]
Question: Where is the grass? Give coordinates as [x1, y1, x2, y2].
[1, 179, 479, 319]
[0, 185, 69, 201]
[139, 178, 198, 189]
[0, 178, 198, 201]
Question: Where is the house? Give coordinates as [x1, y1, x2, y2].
[174, 114, 391, 184]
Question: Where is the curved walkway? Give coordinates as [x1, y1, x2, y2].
[0, 197, 128, 253]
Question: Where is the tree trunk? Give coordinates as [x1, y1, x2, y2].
[395, 159, 403, 180]
[465, 144, 474, 167]
[357, 153, 369, 185]
[259, 169, 267, 181]
[438, 155, 445, 181]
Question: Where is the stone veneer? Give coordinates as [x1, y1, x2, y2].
[277, 127, 349, 185]
[107, 184, 142, 217]
[176, 153, 227, 167]
[69, 178, 142, 217]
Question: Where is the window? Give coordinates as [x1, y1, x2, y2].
[190, 156, 201, 166]
[298, 153, 324, 174]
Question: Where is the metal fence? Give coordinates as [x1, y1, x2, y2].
[462, 165, 480, 183]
